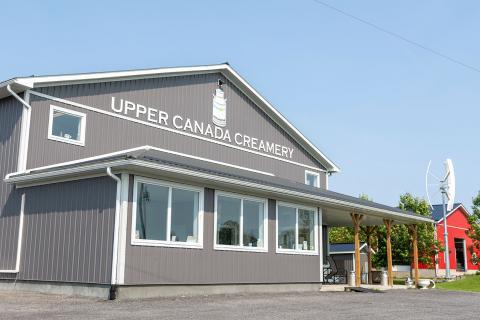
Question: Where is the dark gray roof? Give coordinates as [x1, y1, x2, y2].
[329, 243, 366, 253]
[6, 147, 431, 222]
[431, 203, 463, 221]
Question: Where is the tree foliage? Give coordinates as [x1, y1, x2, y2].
[372, 193, 441, 268]
[466, 191, 480, 266]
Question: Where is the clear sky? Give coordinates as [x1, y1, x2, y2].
[1, 0, 478, 208]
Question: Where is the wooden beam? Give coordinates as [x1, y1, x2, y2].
[408, 224, 419, 287]
[364, 226, 377, 284]
[383, 219, 394, 286]
[351, 213, 364, 286]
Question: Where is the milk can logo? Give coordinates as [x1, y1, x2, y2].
[212, 80, 227, 127]
[109, 78, 294, 160]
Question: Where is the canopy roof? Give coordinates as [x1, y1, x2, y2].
[5, 146, 432, 226]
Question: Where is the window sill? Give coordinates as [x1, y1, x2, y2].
[276, 249, 318, 256]
[214, 245, 268, 253]
[48, 135, 85, 147]
[131, 239, 203, 249]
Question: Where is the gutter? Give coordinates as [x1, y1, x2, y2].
[106, 167, 121, 300]
[7, 84, 31, 110]
[5, 158, 431, 223]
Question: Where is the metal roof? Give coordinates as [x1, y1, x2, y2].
[430, 203, 467, 222]
[5, 146, 432, 224]
[329, 243, 366, 253]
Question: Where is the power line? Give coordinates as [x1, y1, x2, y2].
[311, 0, 480, 74]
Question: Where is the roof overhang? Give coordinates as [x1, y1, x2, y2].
[0, 63, 340, 172]
[329, 243, 370, 254]
[436, 203, 471, 223]
[4, 148, 431, 226]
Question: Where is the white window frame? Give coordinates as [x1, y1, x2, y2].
[214, 191, 268, 253]
[131, 176, 204, 249]
[276, 201, 319, 256]
[48, 105, 86, 146]
[305, 170, 320, 188]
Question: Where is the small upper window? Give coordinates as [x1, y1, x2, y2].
[305, 170, 320, 188]
[48, 105, 86, 146]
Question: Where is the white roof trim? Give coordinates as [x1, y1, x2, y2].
[1, 64, 340, 172]
[329, 243, 373, 254]
[435, 204, 470, 223]
[4, 153, 431, 224]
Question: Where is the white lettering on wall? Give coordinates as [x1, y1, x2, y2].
[110, 96, 295, 159]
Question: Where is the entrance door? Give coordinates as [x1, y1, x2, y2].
[454, 238, 466, 272]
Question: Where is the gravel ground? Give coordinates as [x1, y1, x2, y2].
[0, 289, 478, 320]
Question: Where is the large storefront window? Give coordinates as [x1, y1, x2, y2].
[132, 178, 203, 248]
[215, 192, 267, 252]
[277, 203, 317, 254]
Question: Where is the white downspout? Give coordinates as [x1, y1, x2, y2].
[0, 85, 31, 274]
[6, 84, 31, 110]
[106, 167, 121, 292]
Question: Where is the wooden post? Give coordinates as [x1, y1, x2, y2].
[383, 219, 394, 287]
[351, 213, 364, 286]
[364, 226, 376, 284]
[408, 224, 419, 287]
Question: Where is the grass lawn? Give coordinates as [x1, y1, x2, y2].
[435, 275, 480, 292]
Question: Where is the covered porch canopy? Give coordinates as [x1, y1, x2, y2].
[324, 205, 431, 287]
[5, 146, 432, 287]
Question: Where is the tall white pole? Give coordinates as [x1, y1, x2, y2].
[442, 191, 450, 279]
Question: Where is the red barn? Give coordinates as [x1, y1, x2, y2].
[422, 203, 480, 277]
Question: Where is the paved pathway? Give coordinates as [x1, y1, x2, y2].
[0, 289, 478, 320]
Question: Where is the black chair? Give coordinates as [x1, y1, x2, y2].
[323, 256, 338, 283]
[324, 256, 349, 284]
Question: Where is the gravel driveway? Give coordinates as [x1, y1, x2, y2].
[0, 289, 478, 320]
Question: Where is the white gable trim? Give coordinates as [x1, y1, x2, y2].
[2, 64, 339, 172]
[435, 204, 470, 223]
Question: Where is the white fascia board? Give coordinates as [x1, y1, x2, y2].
[13, 64, 228, 88]
[6, 158, 428, 224]
[2, 64, 339, 172]
[329, 243, 368, 255]
[436, 204, 470, 223]
[0, 80, 31, 99]
[5, 159, 130, 184]
[330, 251, 357, 255]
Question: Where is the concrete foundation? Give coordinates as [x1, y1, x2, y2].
[116, 283, 323, 300]
[0, 280, 110, 299]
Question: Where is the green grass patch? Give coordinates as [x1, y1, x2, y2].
[435, 275, 480, 292]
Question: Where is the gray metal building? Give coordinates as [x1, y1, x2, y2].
[0, 64, 431, 299]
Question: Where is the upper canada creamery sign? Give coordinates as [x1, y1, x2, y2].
[110, 85, 295, 159]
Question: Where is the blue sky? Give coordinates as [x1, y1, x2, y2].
[1, 0, 478, 208]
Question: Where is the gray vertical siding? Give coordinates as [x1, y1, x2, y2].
[124, 177, 322, 285]
[0, 96, 23, 272]
[331, 253, 367, 273]
[26, 73, 327, 185]
[18, 177, 116, 284]
[322, 226, 329, 262]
